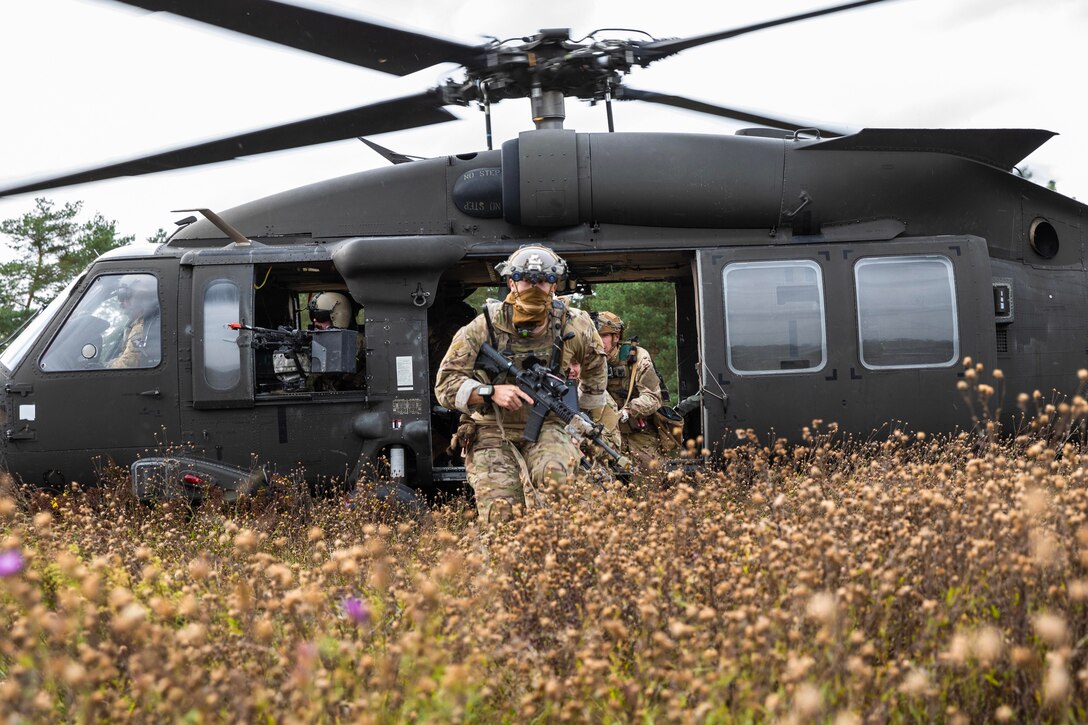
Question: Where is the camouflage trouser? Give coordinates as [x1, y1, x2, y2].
[466, 420, 580, 524]
[625, 429, 664, 474]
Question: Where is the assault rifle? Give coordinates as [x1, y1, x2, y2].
[476, 341, 630, 472]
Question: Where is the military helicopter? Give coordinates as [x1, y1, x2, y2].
[1, 0, 1083, 501]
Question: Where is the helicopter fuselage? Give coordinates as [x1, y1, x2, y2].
[2, 128, 1083, 495]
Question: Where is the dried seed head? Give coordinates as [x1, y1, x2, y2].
[177, 622, 207, 647]
[946, 633, 971, 665]
[234, 529, 259, 553]
[32, 511, 53, 531]
[792, 682, 823, 718]
[1030, 530, 1061, 568]
[188, 557, 211, 581]
[111, 602, 146, 634]
[1068, 579, 1088, 601]
[899, 668, 931, 697]
[1023, 488, 1049, 517]
[1044, 658, 1071, 705]
[974, 626, 1004, 665]
[1033, 612, 1068, 647]
[254, 617, 275, 643]
[806, 592, 837, 625]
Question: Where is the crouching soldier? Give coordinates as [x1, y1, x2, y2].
[434, 245, 610, 524]
[595, 311, 668, 472]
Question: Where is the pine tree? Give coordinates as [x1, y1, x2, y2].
[0, 198, 133, 342]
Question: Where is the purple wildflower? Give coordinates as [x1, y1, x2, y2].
[341, 596, 371, 625]
[0, 549, 26, 577]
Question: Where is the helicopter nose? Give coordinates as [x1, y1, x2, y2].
[0, 368, 9, 465]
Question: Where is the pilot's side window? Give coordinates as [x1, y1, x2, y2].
[723, 260, 827, 375]
[40, 273, 162, 372]
[855, 255, 959, 369]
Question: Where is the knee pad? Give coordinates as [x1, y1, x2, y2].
[483, 497, 517, 525]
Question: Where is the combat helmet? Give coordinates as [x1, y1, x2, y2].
[309, 291, 352, 328]
[494, 245, 568, 284]
[594, 311, 625, 338]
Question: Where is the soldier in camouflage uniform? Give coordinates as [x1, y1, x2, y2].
[596, 311, 666, 472]
[435, 245, 610, 524]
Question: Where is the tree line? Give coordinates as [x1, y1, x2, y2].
[0, 198, 168, 344]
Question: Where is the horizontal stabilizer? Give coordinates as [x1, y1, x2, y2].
[804, 128, 1055, 170]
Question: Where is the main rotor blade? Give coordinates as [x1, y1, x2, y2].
[111, 0, 484, 75]
[635, 0, 890, 64]
[0, 91, 457, 197]
[616, 87, 854, 138]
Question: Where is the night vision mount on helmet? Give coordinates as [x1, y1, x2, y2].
[495, 246, 570, 285]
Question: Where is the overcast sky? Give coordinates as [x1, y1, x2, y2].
[1, 0, 1085, 244]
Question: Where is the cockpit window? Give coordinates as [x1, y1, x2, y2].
[39, 273, 162, 372]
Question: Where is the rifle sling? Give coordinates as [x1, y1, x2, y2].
[622, 349, 637, 410]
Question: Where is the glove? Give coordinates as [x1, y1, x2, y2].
[619, 408, 630, 424]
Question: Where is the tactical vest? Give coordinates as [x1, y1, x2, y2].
[606, 342, 640, 405]
[474, 299, 574, 428]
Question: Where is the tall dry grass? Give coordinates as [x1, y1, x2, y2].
[2, 364, 1088, 722]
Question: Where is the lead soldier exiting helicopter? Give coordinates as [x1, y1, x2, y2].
[434, 245, 610, 524]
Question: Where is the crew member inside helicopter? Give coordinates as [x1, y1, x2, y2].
[305, 291, 366, 392]
[107, 274, 162, 369]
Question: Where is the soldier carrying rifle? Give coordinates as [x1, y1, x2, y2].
[434, 245, 611, 525]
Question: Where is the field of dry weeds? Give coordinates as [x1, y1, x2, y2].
[2, 365, 1088, 722]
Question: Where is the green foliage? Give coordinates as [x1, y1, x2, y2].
[578, 281, 679, 399]
[0, 198, 134, 342]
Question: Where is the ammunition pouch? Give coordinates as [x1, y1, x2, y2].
[607, 365, 628, 379]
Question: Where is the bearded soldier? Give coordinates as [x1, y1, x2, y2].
[434, 245, 610, 524]
[595, 311, 666, 471]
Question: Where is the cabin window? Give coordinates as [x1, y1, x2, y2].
[248, 262, 367, 398]
[854, 255, 959, 369]
[203, 280, 241, 390]
[722, 260, 827, 375]
[39, 273, 161, 372]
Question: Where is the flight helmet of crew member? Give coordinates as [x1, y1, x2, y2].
[117, 274, 157, 320]
[308, 292, 352, 329]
